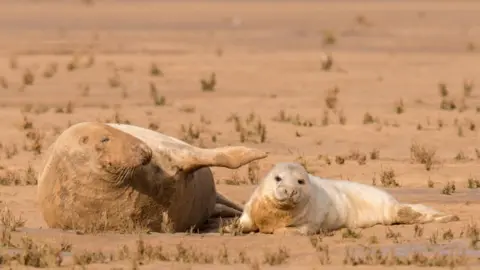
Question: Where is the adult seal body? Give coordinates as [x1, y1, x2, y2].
[234, 162, 459, 235]
[37, 122, 268, 233]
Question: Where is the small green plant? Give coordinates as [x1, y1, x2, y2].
[380, 168, 400, 187]
[414, 224, 424, 238]
[201, 72, 216, 91]
[467, 177, 480, 189]
[442, 229, 454, 241]
[440, 98, 456, 111]
[321, 53, 333, 71]
[463, 79, 474, 97]
[322, 30, 336, 45]
[441, 181, 456, 195]
[342, 228, 362, 239]
[385, 228, 402, 243]
[369, 148, 379, 160]
[23, 69, 34, 86]
[395, 99, 405, 114]
[149, 82, 166, 106]
[410, 142, 436, 171]
[454, 150, 467, 161]
[150, 63, 163, 76]
[43, 62, 58, 78]
[108, 72, 121, 88]
[438, 82, 448, 97]
[0, 76, 8, 89]
[66, 54, 80, 71]
[263, 247, 289, 265]
[427, 178, 434, 188]
[338, 109, 347, 125]
[363, 112, 374, 124]
[325, 87, 339, 109]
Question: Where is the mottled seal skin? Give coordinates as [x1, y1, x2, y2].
[37, 122, 268, 233]
[234, 162, 459, 235]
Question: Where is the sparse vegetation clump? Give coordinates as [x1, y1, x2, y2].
[438, 82, 449, 97]
[0, 165, 38, 186]
[467, 177, 480, 189]
[441, 181, 456, 195]
[342, 228, 362, 239]
[463, 79, 474, 97]
[1, 206, 26, 233]
[385, 228, 402, 243]
[369, 148, 380, 160]
[427, 178, 435, 188]
[201, 72, 216, 91]
[342, 244, 469, 267]
[108, 71, 122, 88]
[263, 246, 289, 265]
[0, 76, 8, 89]
[380, 168, 400, 187]
[325, 87, 340, 109]
[227, 112, 267, 144]
[22, 69, 35, 86]
[272, 110, 315, 127]
[363, 112, 374, 124]
[394, 99, 405, 114]
[66, 54, 80, 71]
[320, 52, 333, 71]
[150, 63, 163, 76]
[149, 82, 166, 106]
[410, 142, 436, 170]
[322, 30, 336, 45]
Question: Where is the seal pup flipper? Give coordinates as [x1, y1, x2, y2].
[395, 203, 460, 224]
[216, 193, 244, 212]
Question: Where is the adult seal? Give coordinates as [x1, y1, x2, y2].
[232, 162, 459, 235]
[37, 122, 268, 233]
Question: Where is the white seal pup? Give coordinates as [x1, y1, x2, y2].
[233, 162, 459, 235]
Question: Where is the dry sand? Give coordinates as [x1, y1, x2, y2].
[0, 0, 479, 269]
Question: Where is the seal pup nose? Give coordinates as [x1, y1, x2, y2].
[278, 186, 288, 196]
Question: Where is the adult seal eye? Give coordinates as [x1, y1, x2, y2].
[275, 176, 282, 182]
[298, 179, 305, 185]
[100, 136, 110, 143]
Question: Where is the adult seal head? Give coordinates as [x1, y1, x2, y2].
[37, 122, 154, 232]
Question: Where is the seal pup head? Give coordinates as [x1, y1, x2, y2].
[262, 162, 311, 209]
[69, 122, 153, 177]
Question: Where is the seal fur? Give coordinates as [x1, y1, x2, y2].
[234, 162, 459, 235]
[37, 122, 268, 233]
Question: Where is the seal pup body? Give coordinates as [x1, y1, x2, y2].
[235, 162, 459, 235]
[37, 122, 267, 233]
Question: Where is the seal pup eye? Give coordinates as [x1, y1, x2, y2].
[298, 179, 305, 185]
[274, 176, 282, 182]
[100, 136, 110, 143]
